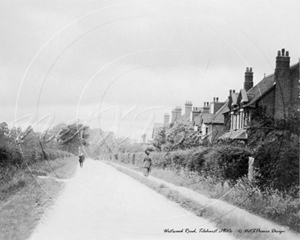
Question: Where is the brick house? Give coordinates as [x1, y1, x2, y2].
[192, 98, 226, 142]
[219, 49, 300, 140]
[152, 101, 194, 138]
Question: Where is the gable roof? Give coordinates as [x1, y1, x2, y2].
[244, 74, 275, 107]
[152, 123, 164, 138]
[245, 62, 299, 107]
[240, 89, 248, 103]
[201, 113, 213, 124]
[208, 100, 228, 124]
[219, 129, 247, 140]
[193, 116, 201, 125]
[231, 92, 239, 106]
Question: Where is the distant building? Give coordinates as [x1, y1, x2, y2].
[152, 122, 165, 138]
[219, 49, 300, 140]
[192, 98, 226, 143]
[152, 101, 194, 139]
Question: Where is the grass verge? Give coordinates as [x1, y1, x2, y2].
[106, 161, 299, 240]
[0, 157, 78, 240]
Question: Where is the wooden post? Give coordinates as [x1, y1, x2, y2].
[248, 157, 255, 181]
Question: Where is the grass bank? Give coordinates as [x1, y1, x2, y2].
[0, 156, 78, 240]
[103, 151, 300, 234]
[107, 161, 299, 240]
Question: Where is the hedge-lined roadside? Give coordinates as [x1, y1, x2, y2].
[102, 146, 300, 233]
[1, 148, 73, 197]
[0, 152, 77, 240]
[103, 145, 252, 182]
[107, 162, 299, 240]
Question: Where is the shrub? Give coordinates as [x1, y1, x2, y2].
[204, 145, 251, 181]
[186, 147, 208, 173]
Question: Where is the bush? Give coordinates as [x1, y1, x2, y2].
[203, 145, 251, 181]
[186, 147, 208, 173]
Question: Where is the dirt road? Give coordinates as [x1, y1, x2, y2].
[29, 159, 236, 240]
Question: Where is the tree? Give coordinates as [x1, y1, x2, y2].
[57, 123, 89, 154]
[247, 107, 299, 191]
[152, 121, 202, 151]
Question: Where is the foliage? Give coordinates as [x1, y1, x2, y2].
[87, 128, 146, 156]
[106, 151, 300, 232]
[57, 122, 89, 154]
[247, 107, 300, 191]
[152, 121, 202, 151]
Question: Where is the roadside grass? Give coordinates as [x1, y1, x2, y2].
[0, 157, 78, 240]
[106, 159, 299, 238]
[150, 167, 300, 233]
[110, 163, 280, 240]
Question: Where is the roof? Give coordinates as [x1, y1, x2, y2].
[244, 74, 275, 107]
[219, 129, 247, 140]
[152, 123, 164, 138]
[193, 116, 201, 125]
[240, 89, 248, 103]
[231, 92, 239, 106]
[208, 100, 228, 124]
[153, 123, 164, 128]
[201, 114, 213, 124]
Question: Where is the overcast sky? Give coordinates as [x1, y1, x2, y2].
[1, 0, 299, 141]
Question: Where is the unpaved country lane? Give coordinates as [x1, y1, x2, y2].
[29, 159, 236, 240]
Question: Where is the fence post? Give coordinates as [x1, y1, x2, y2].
[248, 156, 255, 181]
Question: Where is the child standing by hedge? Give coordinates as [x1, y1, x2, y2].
[143, 150, 152, 177]
[78, 146, 85, 167]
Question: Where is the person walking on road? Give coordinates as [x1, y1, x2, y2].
[78, 146, 85, 168]
[143, 150, 152, 177]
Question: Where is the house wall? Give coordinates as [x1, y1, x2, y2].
[211, 124, 226, 142]
[274, 49, 292, 119]
[290, 65, 300, 111]
[257, 89, 275, 116]
[201, 124, 208, 135]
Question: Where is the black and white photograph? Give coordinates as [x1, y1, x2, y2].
[0, 0, 299, 239]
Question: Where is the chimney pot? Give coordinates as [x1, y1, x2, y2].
[277, 51, 281, 56]
[250, 67, 252, 72]
[276, 48, 290, 69]
[233, 90, 235, 93]
[216, 97, 219, 102]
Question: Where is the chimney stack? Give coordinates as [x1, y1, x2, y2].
[276, 48, 290, 70]
[275, 48, 291, 119]
[244, 67, 254, 92]
[202, 101, 210, 113]
[164, 113, 170, 124]
[192, 107, 201, 121]
[184, 101, 192, 120]
[171, 109, 176, 123]
[174, 106, 182, 121]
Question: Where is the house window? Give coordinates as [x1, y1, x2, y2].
[244, 111, 250, 127]
[240, 110, 244, 129]
[233, 114, 237, 130]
